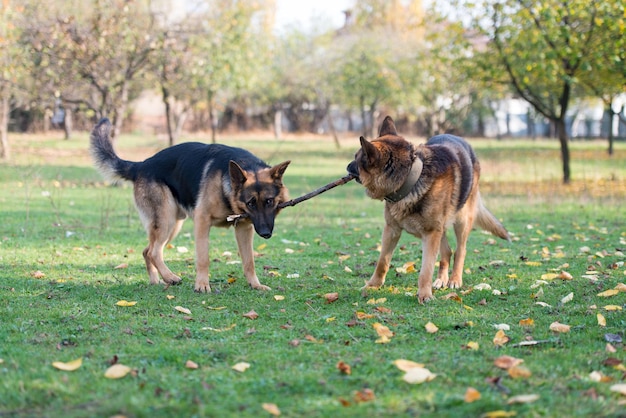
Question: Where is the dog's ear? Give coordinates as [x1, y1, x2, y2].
[359, 136, 379, 165]
[378, 116, 397, 137]
[229, 160, 247, 190]
[269, 160, 291, 184]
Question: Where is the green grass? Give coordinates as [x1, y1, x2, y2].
[1, 131, 625, 417]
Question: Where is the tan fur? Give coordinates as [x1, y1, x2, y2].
[347, 116, 509, 303]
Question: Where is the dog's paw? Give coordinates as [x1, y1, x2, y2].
[194, 281, 211, 293]
[163, 275, 182, 285]
[448, 280, 462, 289]
[360, 283, 381, 291]
[433, 279, 448, 289]
[418, 291, 434, 303]
[250, 284, 271, 291]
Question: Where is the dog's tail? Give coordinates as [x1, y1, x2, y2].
[89, 118, 136, 182]
[475, 193, 511, 242]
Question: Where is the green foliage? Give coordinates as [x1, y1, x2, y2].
[0, 133, 625, 416]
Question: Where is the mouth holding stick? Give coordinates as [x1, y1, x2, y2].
[227, 174, 356, 222]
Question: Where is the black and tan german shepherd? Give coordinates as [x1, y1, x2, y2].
[347, 116, 510, 303]
[90, 118, 290, 293]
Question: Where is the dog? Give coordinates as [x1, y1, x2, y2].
[347, 116, 510, 303]
[90, 118, 290, 293]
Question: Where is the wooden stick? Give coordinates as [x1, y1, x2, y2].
[227, 174, 356, 222]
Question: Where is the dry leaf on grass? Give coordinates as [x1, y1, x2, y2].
[610, 383, 626, 396]
[425, 322, 439, 333]
[323, 292, 339, 303]
[185, 360, 199, 369]
[481, 411, 517, 418]
[603, 305, 622, 311]
[465, 387, 481, 403]
[494, 355, 523, 370]
[465, 341, 480, 350]
[597, 313, 607, 327]
[336, 361, 351, 375]
[508, 366, 532, 379]
[232, 362, 250, 373]
[104, 364, 131, 379]
[52, 357, 83, 371]
[597, 289, 620, 297]
[116, 300, 137, 307]
[353, 388, 376, 402]
[549, 322, 571, 333]
[174, 306, 191, 315]
[31, 270, 46, 279]
[373, 322, 394, 344]
[262, 403, 281, 416]
[393, 359, 425, 372]
[243, 310, 259, 320]
[274, 295, 285, 301]
[561, 292, 574, 304]
[402, 367, 436, 384]
[493, 329, 510, 347]
[519, 318, 534, 327]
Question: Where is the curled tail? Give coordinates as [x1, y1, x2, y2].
[475, 193, 511, 242]
[89, 118, 135, 182]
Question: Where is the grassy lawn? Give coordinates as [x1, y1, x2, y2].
[1, 131, 625, 417]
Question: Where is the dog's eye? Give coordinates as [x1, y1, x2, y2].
[265, 198, 274, 207]
[246, 199, 256, 209]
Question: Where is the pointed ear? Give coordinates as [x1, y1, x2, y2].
[229, 160, 247, 190]
[269, 160, 290, 183]
[378, 115, 397, 137]
[359, 136, 379, 164]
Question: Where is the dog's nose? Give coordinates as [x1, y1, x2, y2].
[259, 232, 272, 239]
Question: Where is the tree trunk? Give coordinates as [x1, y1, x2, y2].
[555, 117, 571, 184]
[274, 108, 282, 139]
[63, 107, 73, 140]
[112, 81, 129, 139]
[162, 85, 174, 147]
[0, 94, 9, 160]
[606, 104, 614, 156]
[327, 111, 340, 149]
[208, 91, 217, 144]
[360, 96, 367, 137]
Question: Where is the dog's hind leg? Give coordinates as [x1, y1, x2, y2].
[363, 223, 402, 290]
[449, 211, 474, 289]
[433, 234, 451, 289]
[235, 222, 270, 291]
[136, 183, 182, 286]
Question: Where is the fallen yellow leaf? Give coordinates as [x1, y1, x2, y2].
[166, 295, 175, 300]
[185, 360, 199, 369]
[393, 359, 425, 372]
[425, 322, 439, 333]
[402, 367, 436, 384]
[508, 365, 532, 379]
[493, 329, 510, 347]
[373, 322, 394, 338]
[52, 357, 83, 371]
[519, 318, 534, 327]
[466, 341, 479, 350]
[262, 403, 281, 416]
[597, 289, 620, 297]
[104, 364, 131, 379]
[201, 324, 236, 332]
[116, 300, 137, 307]
[174, 306, 191, 315]
[243, 310, 259, 320]
[610, 383, 626, 395]
[494, 355, 523, 370]
[232, 362, 250, 373]
[367, 297, 387, 304]
[481, 411, 517, 418]
[356, 311, 375, 319]
[597, 313, 607, 327]
[464, 387, 481, 403]
[614, 283, 626, 292]
[604, 305, 623, 311]
[560, 292, 574, 304]
[274, 295, 285, 301]
[549, 321, 571, 333]
[113, 263, 128, 269]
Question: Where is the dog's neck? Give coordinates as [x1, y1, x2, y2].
[384, 158, 423, 203]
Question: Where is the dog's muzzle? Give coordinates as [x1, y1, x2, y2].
[346, 161, 361, 184]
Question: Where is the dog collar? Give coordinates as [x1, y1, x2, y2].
[384, 158, 423, 203]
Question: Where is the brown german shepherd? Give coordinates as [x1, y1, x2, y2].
[347, 116, 510, 303]
[90, 118, 290, 293]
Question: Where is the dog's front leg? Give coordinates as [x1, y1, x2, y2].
[235, 222, 270, 291]
[417, 230, 443, 303]
[194, 214, 211, 293]
[362, 223, 402, 289]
